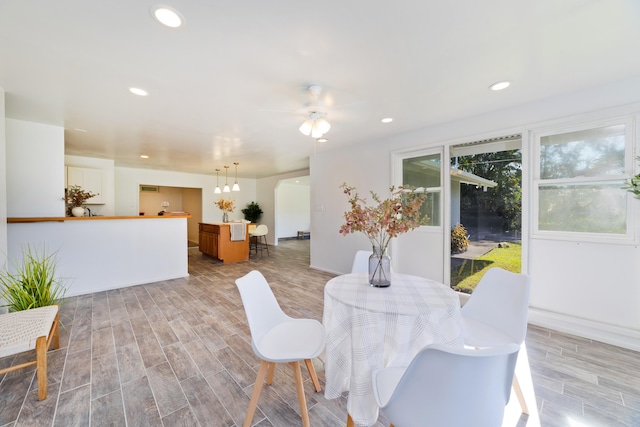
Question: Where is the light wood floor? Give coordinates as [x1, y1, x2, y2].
[1, 239, 639, 426]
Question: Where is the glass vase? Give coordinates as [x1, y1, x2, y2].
[222, 212, 229, 223]
[369, 245, 391, 287]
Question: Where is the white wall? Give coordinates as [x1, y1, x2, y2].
[6, 119, 64, 217]
[115, 167, 256, 223]
[0, 88, 7, 267]
[310, 75, 640, 350]
[256, 169, 310, 246]
[276, 182, 310, 238]
[65, 155, 115, 216]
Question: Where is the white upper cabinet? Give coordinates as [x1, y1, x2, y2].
[67, 166, 104, 204]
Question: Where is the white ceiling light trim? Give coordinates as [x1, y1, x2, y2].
[381, 117, 393, 123]
[129, 87, 148, 96]
[151, 5, 184, 28]
[489, 81, 511, 91]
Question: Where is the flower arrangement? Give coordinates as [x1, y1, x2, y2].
[64, 185, 98, 208]
[215, 198, 236, 213]
[339, 183, 427, 253]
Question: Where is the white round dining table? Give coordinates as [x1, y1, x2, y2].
[323, 272, 464, 427]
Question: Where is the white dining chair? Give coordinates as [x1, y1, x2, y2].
[351, 250, 373, 273]
[235, 270, 325, 427]
[460, 267, 532, 414]
[372, 343, 520, 427]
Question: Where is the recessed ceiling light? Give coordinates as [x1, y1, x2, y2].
[489, 81, 511, 91]
[151, 5, 184, 28]
[381, 118, 393, 123]
[129, 87, 148, 96]
[317, 138, 328, 143]
[140, 155, 149, 159]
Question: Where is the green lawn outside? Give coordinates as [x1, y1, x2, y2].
[451, 243, 522, 292]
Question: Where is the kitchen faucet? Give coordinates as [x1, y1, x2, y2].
[85, 207, 92, 217]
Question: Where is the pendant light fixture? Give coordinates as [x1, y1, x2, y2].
[223, 165, 231, 193]
[214, 168, 222, 194]
[232, 162, 240, 191]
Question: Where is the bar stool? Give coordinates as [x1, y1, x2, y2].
[251, 224, 269, 256]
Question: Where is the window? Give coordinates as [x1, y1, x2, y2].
[401, 152, 442, 226]
[533, 120, 634, 239]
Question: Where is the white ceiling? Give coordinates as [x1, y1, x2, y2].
[1, 1, 639, 179]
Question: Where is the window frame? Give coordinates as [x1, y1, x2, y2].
[531, 117, 636, 243]
[392, 147, 444, 230]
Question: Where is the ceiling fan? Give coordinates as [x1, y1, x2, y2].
[298, 85, 331, 139]
[261, 83, 365, 141]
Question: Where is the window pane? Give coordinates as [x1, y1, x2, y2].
[403, 153, 441, 226]
[538, 183, 626, 233]
[403, 154, 441, 187]
[421, 191, 440, 226]
[540, 125, 625, 179]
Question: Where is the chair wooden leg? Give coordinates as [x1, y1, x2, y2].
[244, 360, 269, 427]
[290, 361, 310, 427]
[266, 362, 276, 385]
[35, 335, 48, 400]
[262, 236, 269, 255]
[346, 413, 355, 427]
[513, 374, 529, 415]
[304, 359, 322, 392]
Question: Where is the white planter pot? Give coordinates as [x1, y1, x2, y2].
[71, 206, 85, 217]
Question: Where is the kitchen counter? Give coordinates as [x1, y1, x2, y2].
[7, 214, 191, 223]
[199, 222, 251, 263]
[7, 216, 190, 297]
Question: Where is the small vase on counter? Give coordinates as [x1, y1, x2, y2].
[71, 206, 85, 217]
[222, 212, 229, 223]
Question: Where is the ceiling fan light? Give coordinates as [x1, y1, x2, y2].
[311, 125, 324, 139]
[316, 117, 331, 134]
[299, 120, 313, 136]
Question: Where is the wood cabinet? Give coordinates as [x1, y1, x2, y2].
[66, 166, 104, 204]
[199, 223, 250, 263]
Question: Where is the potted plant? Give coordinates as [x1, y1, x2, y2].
[64, 185, 98, 217]
[241, 201, 263, 223]
[339, 183, 427, 287]
[0, 245, 67, 312]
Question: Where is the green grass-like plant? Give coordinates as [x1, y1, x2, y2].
[452, 243, 522, 292]
[0, 246, 67, 311]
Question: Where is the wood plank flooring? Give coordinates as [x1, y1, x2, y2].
[1, 239, 639, 426]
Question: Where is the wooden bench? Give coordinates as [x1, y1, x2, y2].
[0, 305, 60, 400]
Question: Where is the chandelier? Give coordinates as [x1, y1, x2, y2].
[299, 112, 331, 139]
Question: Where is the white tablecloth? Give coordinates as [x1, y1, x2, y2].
[323, 272, 463, 426]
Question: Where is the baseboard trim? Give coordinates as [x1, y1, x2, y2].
[528, 308, 640, 352]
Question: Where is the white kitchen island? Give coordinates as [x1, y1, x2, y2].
[6, 215, 190, 297]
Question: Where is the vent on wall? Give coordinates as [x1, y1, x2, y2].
[140, 185, 159, 192]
